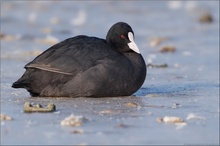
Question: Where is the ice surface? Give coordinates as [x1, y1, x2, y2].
[1, 1, 219, 145]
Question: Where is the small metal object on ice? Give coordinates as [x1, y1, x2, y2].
[23, 102, 56, 113]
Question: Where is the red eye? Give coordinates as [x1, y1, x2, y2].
[120, 35, 125, 39]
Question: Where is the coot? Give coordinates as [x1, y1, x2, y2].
[12, 22, 146, 97]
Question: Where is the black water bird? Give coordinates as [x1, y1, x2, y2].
[12, 22, 146, 97]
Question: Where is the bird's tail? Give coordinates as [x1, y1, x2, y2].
[12, 79, 29, 89]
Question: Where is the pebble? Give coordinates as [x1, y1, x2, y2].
[116, 123, 130, 128]
[61, 114, 86, 127]
[156, 116, 185, 123]
[71, 129, 84, 134]
[0, 114, 13, 121]
[150, 37, 169, 47]
[160, 46, 176, 53]
[199, 12, 213, 23]
[0, 33, 21, 41]
[125, 102, 139, 107]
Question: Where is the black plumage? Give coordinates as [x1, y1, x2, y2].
[12, 22, 146, 97]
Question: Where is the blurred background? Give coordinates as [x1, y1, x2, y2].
[1, 1, 219, 145]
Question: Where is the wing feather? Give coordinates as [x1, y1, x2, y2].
[24, 36, 117, 76]
[26, 64, 73, 75]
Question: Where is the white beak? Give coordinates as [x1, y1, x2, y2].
[127, 32, 140, 54]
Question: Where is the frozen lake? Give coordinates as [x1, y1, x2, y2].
[1, 1, 219, 145]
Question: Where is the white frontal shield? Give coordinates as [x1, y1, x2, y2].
[127, 32, 140, 54]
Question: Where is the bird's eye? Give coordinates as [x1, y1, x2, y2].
[120, 35, 125, 39]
